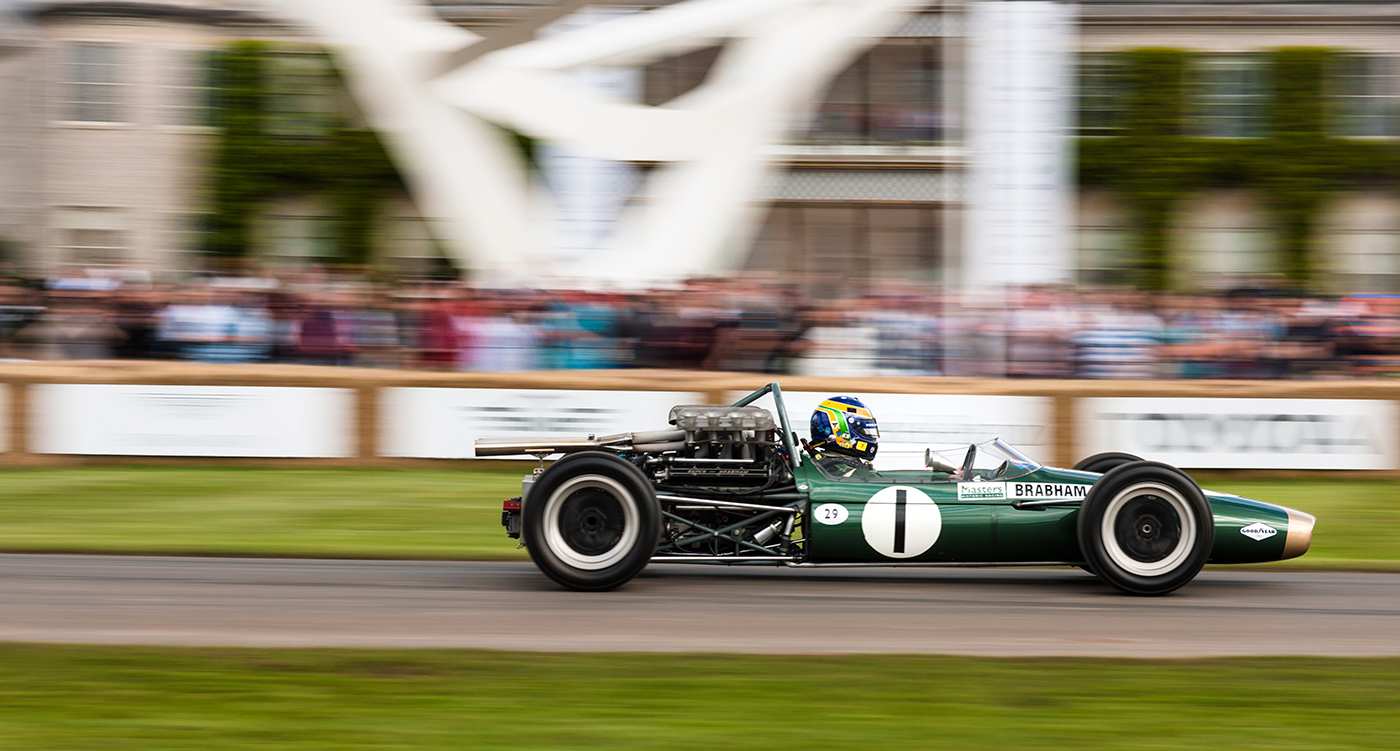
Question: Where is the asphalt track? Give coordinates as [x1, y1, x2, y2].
[0, 554, 1397, 657]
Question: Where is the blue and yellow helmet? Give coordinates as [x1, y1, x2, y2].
[811, 396, 879, 461]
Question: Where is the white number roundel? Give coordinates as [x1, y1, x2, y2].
[860, 485, 941, 559]
[814, 504, 849, 525]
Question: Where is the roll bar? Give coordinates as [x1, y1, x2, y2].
[730, 382, 801, 469]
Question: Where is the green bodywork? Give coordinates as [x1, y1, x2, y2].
[795, 462, 1297, 565]
[719, 382, 1308, 567]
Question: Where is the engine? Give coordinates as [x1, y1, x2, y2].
[646, 405, 789, 494]
[480, 400, 804, 560]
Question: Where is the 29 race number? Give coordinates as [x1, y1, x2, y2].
[814, 504, 849, 525]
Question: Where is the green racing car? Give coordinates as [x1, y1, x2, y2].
[480, 383, 1315, 595]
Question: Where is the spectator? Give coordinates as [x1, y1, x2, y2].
[3, 271, 1400, 380]
[1074, 292, 1163, 379]
[16, 296, 124, 360]
[297, 300, 355, 366]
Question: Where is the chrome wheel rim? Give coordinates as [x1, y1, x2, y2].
[543, 475, 638, 571]
[1101, 481, 1196, 577]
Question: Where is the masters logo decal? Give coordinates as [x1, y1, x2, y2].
[1010, 483, 1091, 501]
[956, 482, 1091, 502]
[957, 482, 1006, 501]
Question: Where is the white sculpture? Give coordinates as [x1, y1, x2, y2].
[266, 0, 930, 285]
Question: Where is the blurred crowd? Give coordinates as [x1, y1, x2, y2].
[1, 273, 1398, 379]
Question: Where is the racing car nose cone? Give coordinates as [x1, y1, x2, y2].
[1281, 508, 1316, 560]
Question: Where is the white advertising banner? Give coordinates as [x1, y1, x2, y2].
[733, 391, 1055, 471]
[380, 388, 704, 459]
[30, 384, 355, 457]
[1079, 397, 1399, 470]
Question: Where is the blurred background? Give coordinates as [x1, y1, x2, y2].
[0, 9, 1396, 741]
[0, 0, 1398, 379]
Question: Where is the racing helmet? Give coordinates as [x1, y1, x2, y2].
[811, 396, 879, 461]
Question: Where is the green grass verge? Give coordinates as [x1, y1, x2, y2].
[0, 467, 1394, 568]
[0, 466, 528, 560]
[1195, 475, 1400, 572]
[0, 644, 1396, 750]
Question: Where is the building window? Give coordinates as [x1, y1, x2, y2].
[1193, 56, 1268, 138]
[646, 41, 944, 145]
[265, 53, 338, 139]
[1077, 53, 1125, 137]
[797, 42, 943, 144]
[1334, 230, 1400, 293]
[867, 206, 941, 282]
[55, 207, 127, 266]
[165, 49, 220, 127]
[266, 214, 337, 260]
[65, 228, 125, 264]
[66, 43, 124, 123]
[161, 212, 206, 273]
[809, 60, 866, 142]
[747, 204, 941, 289]
[378, 212, 450, 277]
[1189, 227, 1276, 281]
[867, 45, 941, 143]
[1332, 54, 1400, 138]
[1077, 226, 1133, 284]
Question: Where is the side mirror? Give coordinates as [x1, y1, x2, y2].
[925, 448, 958, 475]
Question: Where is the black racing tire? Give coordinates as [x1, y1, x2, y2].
[1074, 452, 1143, 474]
[522, 452, 661, 592]
[1077, 462, 1213, 596]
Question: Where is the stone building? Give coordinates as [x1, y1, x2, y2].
[1076, 0, 1400, 294]
[1, 1, 1399, 292]
[0, 1, 273, 278]
[0, 0, 439, 278]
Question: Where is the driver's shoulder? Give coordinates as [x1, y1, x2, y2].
[817, 454, 879, 479]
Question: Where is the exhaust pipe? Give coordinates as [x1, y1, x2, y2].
[474, 429, 685, 457]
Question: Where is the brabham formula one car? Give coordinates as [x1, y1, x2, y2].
[479, 383, 1315, 595]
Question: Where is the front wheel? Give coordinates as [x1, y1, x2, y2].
[1077, 462, 1213, 596]
[1074, 452, 1142, 474]
[523, 452, 661, 591]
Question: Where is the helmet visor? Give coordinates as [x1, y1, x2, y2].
[848, 415, 879, 443]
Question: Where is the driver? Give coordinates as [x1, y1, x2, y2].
[809, 396, 880, 478]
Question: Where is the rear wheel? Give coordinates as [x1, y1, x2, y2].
[1077, 462, 1213, 596]
[523, 452, 661, 591]
[1074, 452, 1143, 474]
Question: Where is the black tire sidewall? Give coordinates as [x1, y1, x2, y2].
[1073, 452, 1144, 474]
[523, 452, 661, 591]
[1078, 461, 1214, 596]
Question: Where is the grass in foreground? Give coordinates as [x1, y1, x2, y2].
[0, 467, 1393, 568]
[0, 645, 1396, 750]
